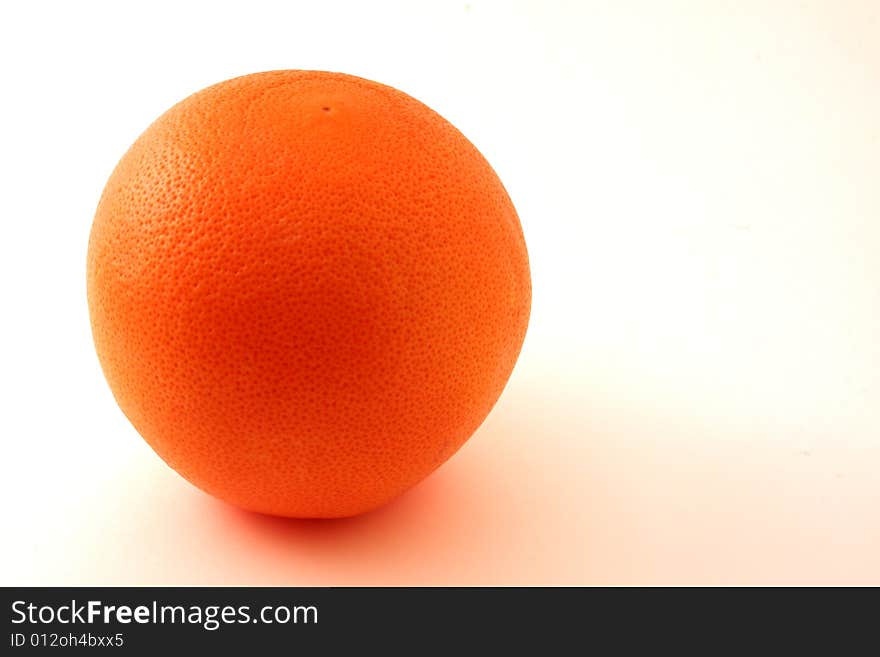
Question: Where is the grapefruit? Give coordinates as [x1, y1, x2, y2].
[87, 70, 531, 518]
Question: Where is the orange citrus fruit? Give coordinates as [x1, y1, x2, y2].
[87, 70, 531, 518]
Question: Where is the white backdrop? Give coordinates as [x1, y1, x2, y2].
[1, 0, 878, 584]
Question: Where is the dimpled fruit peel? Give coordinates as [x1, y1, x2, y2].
[87, 70, 531, 518]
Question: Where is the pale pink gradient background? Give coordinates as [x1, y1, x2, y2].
[2, 1, 879, 585]
[30, 357, 880, 586]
